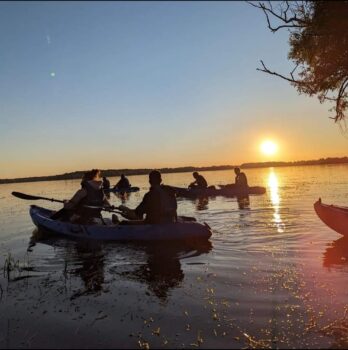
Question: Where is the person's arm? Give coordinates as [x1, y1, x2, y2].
[134, 194, 148, 219]
[118, 193, 149, 220]
[188, 180, 197, 188]
[118, 205, 142, 220]
[64, 189, 87, 209]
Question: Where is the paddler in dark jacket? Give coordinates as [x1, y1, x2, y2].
[119, 170, 177, 224]
[189, 172, 208, 189]
[114, 174, 131, 190]
[234, 168, 248, 188]
[102, 176, 110, 190]
[64, 169, 111, 224]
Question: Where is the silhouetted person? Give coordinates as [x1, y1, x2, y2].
[234, 168, 248, 188]
[114, 174, 131, 190]
[119, 170, 177, 224]
[189, 172, 208, 189]
[102, 176, 110, 190]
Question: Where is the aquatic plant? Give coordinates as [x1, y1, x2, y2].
[3, 252, 20, 281]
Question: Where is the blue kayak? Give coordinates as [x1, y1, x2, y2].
[30, 205, 212, 241]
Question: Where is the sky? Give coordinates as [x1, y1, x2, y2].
[1, 1, 348, 178]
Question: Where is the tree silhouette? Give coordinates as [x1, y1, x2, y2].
[249, 1, 348, 122]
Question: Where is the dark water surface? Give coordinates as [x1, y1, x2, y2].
[0, 165, 347, 348]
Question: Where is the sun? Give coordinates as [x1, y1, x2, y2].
[260, 140, 277, 156]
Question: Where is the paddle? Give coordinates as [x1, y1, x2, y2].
[12, 191, 65, 203]
[11, 191, 122, 212]
[12, 191, 197, 222]
[83, 205, 124, 215]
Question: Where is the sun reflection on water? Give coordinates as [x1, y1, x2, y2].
[268, 170, 285, 233]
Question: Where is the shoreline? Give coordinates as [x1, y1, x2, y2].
[1, 156, 348, 185]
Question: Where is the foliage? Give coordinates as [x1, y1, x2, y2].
[250, 1, 348, 122]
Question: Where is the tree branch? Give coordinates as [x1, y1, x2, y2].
[257, 60, 302, 84]
[247, 1, 308, 32]
[335, 78, 348, 121]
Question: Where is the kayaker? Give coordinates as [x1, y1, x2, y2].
[114, 174, 131, 190]
[102, 176, 110, 190]
[63, 169, 111, 224]
[234, 168, 248, 188]
[189, 172, 208, 189]
[118, 170, 177, 224]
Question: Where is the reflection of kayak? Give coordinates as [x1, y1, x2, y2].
[171, 185, 266, 198]
[314, 198, 348, 236]
[105, 187, 140, 193]
[30, 205, 212, 241]
[323, 236, 348, 268]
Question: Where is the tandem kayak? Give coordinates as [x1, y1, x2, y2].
[29, 205, 212, 241]
[172, 185, 266, 198]
[314, 198, 348, 236]
[104, 186, 140, 193]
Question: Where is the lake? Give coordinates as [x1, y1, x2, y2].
[0, 165, 347, 349]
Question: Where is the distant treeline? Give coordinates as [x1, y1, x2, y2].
[0, 165, 235, 184]
[241, 157, 348, 168]
[1, 157, 348, 184]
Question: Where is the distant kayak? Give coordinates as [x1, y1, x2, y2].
[105, 186, 140, 193]
[30, 205, 212, 241]
[314, 198, 348, 236]
[171, 185, 266, 198]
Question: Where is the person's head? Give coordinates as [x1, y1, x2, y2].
[149, 170, 162, 186]
[81, 171, 92, 187]
[193, 171, 199, 179]
[103, 176, 107, 181]
[121, 174, 125, 179]
[90, 169, 102, 181]
[234, 168, 241, 175]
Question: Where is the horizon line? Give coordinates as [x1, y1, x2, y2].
[1, 156, 348, 185]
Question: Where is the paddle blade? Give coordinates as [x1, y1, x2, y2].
[11, 191, 64, 203]
[12, 192, 41, 200]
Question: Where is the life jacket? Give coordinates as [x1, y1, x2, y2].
[75, 180, 105, 223]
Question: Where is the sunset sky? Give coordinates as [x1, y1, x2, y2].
[1, 1, 348, 178]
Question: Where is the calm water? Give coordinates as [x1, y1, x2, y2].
[0, 165, 347, 349]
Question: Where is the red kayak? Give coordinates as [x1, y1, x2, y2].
[314, 198, 348, 236]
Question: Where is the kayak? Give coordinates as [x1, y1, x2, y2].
[314, 198, 348, 236]
[29, 205, 212, 241]
[105, 186, 140, 193]
[172, 185, 266, 198]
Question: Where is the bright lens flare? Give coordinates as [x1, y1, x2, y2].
[261, 140, 277, 156]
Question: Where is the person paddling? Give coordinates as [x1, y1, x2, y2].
[118, 170, 177, 224]
[234, 168, 248, 188]
[114, 174, 131, 190]
[189, 172, 208, 190]
[63, 169, 111, 224]
[102, 176, 110, 190]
